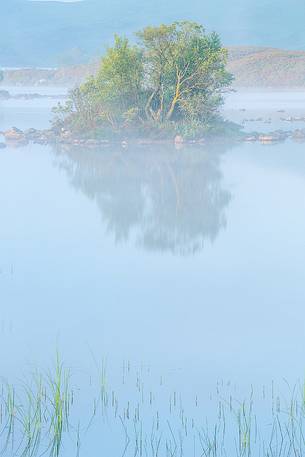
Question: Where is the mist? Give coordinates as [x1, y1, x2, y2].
[2, 1, 305, 456]
[1, 0, 305, 66]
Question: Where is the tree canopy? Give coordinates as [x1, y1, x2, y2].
[58, 22, 233, 138]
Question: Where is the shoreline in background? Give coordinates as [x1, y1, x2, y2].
[2, 46, 305, 89]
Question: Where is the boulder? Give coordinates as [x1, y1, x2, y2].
[174, 135, 184, 144]
[86, 139, 100, 146]
[258, 133, 282, 143]
[4, 127, 26, 142]
[0, 90, 10, 100]
[60, 129, 72, 138]
[244, 135, 258, 142]
[24, 128, 40, 140]
[42, 129, 57, 142]
[292, 129, 305, 140]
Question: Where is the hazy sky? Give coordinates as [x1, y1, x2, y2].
[30, 1, 82, 2]
[3, 0, 304, 67]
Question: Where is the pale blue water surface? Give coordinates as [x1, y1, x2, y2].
[1, 89, 305, 456]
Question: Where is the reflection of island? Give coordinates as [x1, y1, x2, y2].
[54, 144, 231, 255]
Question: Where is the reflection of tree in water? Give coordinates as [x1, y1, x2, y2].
[54, 144, 231, 255]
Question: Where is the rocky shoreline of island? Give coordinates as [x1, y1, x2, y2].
[1, 125, 305, 150]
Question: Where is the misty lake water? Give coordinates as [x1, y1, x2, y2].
[1, 88, 305, 456]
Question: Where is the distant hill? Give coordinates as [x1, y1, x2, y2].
[3, 47, 305, 88]
[228, 47, 305, 87]
[2, 0, 305, 66]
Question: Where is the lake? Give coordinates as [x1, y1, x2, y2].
[1, 88, 305, 456]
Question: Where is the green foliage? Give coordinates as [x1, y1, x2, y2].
[96, 36, 144, 109]
[58, 21, 233, 139]
[137, 22, 232, 123]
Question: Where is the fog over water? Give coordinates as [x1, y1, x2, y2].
[2, 75, 305, 455]
[1, 89, 305, 380]
[1, 0, 305, 452]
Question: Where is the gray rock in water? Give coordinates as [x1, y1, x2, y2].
[292, 129, 305, 140]
[258, 132, 284, 143]
[243, 135, 258, 142]
[86, 139, 100, 146]
[4, 127, 25, 141]
[0, 90, 10, 100]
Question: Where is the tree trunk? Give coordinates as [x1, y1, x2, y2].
[166, 74, 181, 120]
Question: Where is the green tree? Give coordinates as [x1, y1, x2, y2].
[59, 22, 233, 138]
[54, 36, 144, 132]
[137, 22, 232, 124]
[96, 36, 144, 112]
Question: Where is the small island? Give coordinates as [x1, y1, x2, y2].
[2, 22, 305, 148]
[52, 21, 235, 142]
